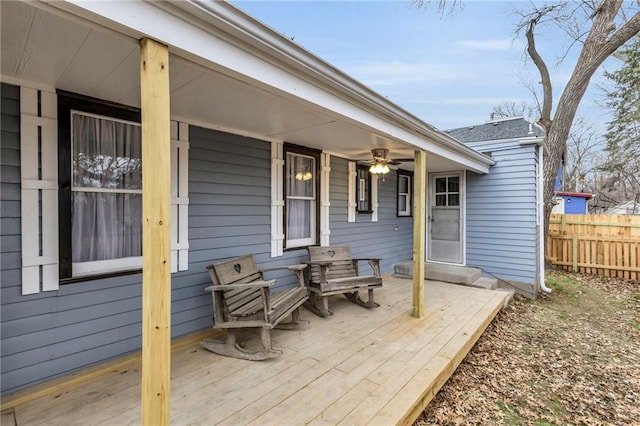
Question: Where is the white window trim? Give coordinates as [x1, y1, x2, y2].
[19, 86, 189, 292]
[73, 257, 143, 277]
[271, 144, 329, 255]
[68, 111, 144, 276]
[398, 172, 412, 217]
[285, 151, 317, 248]
[348, 161, 377, 222]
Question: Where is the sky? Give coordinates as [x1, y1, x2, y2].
[231, 0, 619, 133]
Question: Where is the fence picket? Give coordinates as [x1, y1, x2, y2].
[547, 214, 640, 281]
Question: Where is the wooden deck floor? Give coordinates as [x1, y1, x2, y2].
[3, 277, 508, 426]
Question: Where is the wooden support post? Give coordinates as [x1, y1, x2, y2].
[140, 37, 171, 426]
[412, 150, 427, 318]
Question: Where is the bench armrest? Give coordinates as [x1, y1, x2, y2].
[205, 279, 276, 292]
[304, 260, 333, 266]
[352, 258, 381, 277]
[260, 264, 307, 273]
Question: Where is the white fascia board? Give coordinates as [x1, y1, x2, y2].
[56, 0, 493, 173]
[465, 136, 544, 153]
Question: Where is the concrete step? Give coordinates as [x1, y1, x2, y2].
[393, 260, 514, 309]
[471, 277, 498, 290]
[393, 261, 481, 286]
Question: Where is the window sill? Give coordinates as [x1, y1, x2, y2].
[60, 268, 142, 285]
[284, 242, 323, 252]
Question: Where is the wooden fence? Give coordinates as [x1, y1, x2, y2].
[546, 214, 640, 281]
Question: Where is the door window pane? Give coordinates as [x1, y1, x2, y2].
[434, 176, 460, 207]
[448, 177, 459, 193]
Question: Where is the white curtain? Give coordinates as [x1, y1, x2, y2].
[286, 154, 315, 240]
[72, 114, 142, 262]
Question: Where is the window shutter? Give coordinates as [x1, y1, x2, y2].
[347, 161, 356, 222]
[270, 142, 284, 257]
[371, 174, 378, 222]
[170, 121, 189, 272]
[320, 153, 331, 246]
[20, 87, 58, 295]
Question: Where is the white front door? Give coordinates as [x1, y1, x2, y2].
[428, 172, 464, 264]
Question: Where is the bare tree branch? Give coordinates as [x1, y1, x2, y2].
[525, 12, 554, 131]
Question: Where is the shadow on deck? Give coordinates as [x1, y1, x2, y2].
[2, 276, 508, 425]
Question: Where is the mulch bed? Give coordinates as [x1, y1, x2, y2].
[415, 271, 640, 425]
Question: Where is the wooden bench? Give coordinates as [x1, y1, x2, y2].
[201, 255, 308, 360]
[305, 246, 382, 317]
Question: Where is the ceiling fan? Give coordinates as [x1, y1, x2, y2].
[362, 148, 413, 174]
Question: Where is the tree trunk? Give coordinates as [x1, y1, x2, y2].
[537, 1, 640, 239]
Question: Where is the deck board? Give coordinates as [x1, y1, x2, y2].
[7, 277, 507, 425]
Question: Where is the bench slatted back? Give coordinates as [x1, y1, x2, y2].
[308, 246, 357, 284]
[207, 255, 265, 320]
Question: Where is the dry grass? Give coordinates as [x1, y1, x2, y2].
[415, 271, 640, 426]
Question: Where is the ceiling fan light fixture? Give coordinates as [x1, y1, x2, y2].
[369, 162, 390, 174]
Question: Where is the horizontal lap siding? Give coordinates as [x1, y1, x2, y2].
[188, 127, 305, 291]
[0, 84, 153, 394]
[464, 141, 537, 287]
[0, 87, 413, 394]
[329, 157, 413, 273]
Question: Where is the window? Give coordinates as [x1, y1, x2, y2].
[59, 93, 143, 278]
[435, 176, 460, 207]
[356, 165, 372, 213]
[284, 144, 320, 248]
[397, 170, 413, 216]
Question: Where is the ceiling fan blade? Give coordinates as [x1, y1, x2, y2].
[390, 158, 415, 162]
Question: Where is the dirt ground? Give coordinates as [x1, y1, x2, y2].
[415, 271, 640, 426]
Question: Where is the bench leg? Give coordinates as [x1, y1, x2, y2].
[275, 307, 310, 330]
[260, 327, 283, 357]
[200, 328, 282, 361]
[344, 289, 380, 309]
[303, 293, 333, 317]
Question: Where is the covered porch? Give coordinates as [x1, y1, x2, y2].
[1, 1, 499, 422]
[1, 277, 508, 425]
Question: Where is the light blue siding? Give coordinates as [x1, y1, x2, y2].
[329, 158, 414, 273]
[464, 140, 538, 294]
[0, 83, 414, 394]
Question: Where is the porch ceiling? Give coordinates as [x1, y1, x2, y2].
[1, 1, 478, 172]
